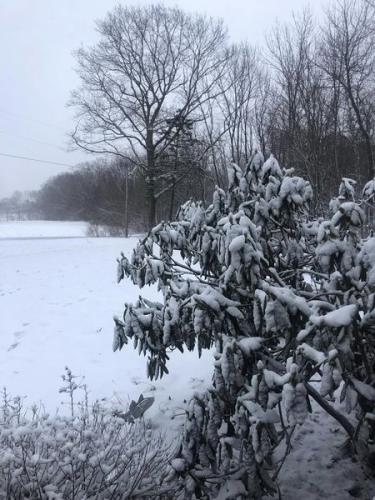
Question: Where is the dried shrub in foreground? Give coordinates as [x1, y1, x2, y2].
[0, 382, 173, 499]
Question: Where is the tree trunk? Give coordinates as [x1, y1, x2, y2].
[169, 142, 179, 220]
[345, 70, 374, 179]
[124, 165, 129, 238]
[146, 177, 156, 230]
[146, 133, 156, 230]
[169, 182, 176, 221]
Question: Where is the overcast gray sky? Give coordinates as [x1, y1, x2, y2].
[0, 0, 332, 198]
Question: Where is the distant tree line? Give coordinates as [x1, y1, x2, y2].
[0, 191, 40, 221]
[2, 148, 214, 232]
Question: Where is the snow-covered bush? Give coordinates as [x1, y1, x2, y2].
[0, 372, 171, 499]
[86, 222, 129, 238]
[115, 154, 375, 498]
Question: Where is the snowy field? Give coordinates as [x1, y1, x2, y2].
[0, 221, 212, 430]
[0, 220, 88, 239]
[1, 221, 374, 499]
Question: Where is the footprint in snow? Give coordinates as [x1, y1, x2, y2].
[8, 342, 19, 351]
[189, 377, 204, 388]
[14, 331, 25, 339]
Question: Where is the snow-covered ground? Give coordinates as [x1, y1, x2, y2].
[265, 398, 375, 500]
[0, 220, 88, 239]
[0, 221, 212, 430]
[1, 221, 374, 499]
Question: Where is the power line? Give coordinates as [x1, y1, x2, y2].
[0, 108, 66, 132]
[0, 130, 65, 151]
[0, 152, 75, 168]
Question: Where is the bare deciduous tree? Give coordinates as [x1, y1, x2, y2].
[321, 0, 375, 178]
[70, 4, 228, 229]
[266, 10, 313, 168]
[219, 43, 259, 166]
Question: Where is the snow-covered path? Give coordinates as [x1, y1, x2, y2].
[265, 397, 375, 500]
[0, 221, 212, 429]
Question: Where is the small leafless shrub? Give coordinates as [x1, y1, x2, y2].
[0, 370, 174, 499]
[86, 222, 128, 238]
